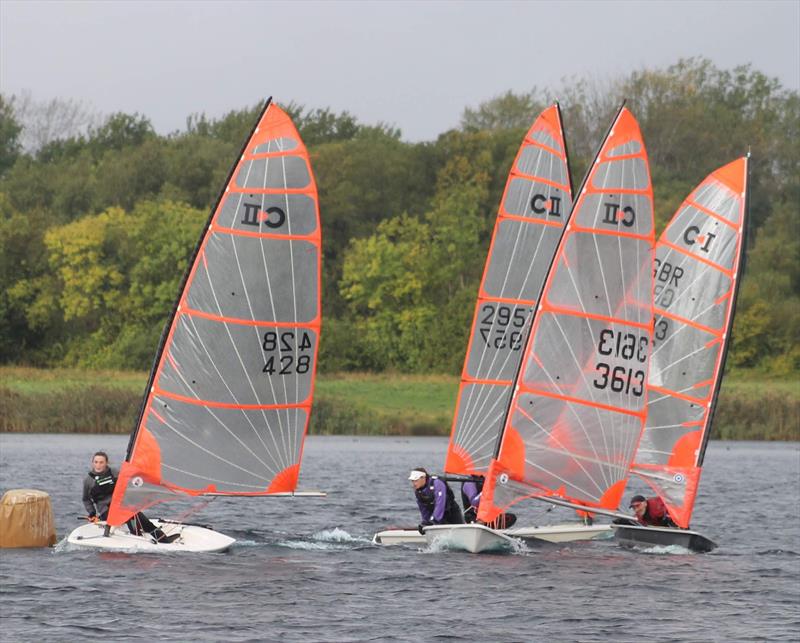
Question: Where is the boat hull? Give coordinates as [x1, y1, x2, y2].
[373, 522, 610, 547]
[371, 528, 427, 546]
[612, 524, 717, 553]
[422, 524, 519, 553]
[66, 519, 235, 553]
[506, 523, 612, 543]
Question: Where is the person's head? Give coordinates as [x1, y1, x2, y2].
[91, 451, 109, 473]
[408, 467, 428, 490]
[629, 494, 647, 517]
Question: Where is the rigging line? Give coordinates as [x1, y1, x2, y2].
[183, 313, 282, 475]
[162, 463, 275, 490]
[153, 407, 274, 482]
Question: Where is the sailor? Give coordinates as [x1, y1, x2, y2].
[461, 476, 517, 528]
[409, 467, 463, 530]
[460, 478, 482, 523]
[83, 451, 179, 543]
[628, 494, 677, 528]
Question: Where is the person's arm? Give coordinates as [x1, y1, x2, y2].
[415, 493, 432, 523]
[431, 479, 447, 524]
[82, 477, 95, 516]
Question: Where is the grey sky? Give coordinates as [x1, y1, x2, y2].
[2, 0, 798, 141]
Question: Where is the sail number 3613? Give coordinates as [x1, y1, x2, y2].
[593, 329, 646, 397]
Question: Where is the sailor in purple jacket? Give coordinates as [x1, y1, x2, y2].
[461, 479, 482, 523]
[409, 468, 463, 530]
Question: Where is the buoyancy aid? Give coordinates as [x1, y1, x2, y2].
[88, 468, 117, 503]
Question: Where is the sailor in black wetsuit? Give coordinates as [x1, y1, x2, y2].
[82, 451, 178, 543]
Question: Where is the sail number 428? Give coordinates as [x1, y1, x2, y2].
[262, 331, 312, 375]
[593, 329, 646, 397]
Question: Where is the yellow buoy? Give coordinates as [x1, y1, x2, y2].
[0, 489, 57, 548]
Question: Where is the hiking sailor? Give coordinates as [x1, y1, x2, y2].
[82, 451, 179, 543]
[409, 467, 463, 530]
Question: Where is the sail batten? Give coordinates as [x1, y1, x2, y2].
[108, 100, 321, 525]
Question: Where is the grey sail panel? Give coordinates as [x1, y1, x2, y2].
[108, 102, 321, 525]
[445, 105, 573, 476]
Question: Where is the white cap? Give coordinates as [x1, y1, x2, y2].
[408, 469, 426, 481]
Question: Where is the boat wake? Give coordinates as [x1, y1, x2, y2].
[635, 544, 693, 555]
[278, 528, 373, 551]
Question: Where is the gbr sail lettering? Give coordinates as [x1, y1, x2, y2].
[262, 331, 312, 375]
[593, 328, 647, 397]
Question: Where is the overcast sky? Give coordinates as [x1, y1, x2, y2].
[2, 0, 798, 141]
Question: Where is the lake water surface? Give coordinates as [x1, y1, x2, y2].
[1, 434, 798, 641]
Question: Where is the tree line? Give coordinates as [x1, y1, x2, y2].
[0, 58, 797, 376]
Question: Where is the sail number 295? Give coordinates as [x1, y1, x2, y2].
[262, 331, 313, 375]
[593, 328, 646, 397]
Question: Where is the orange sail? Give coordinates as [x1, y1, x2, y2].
[108, 100, 321, 526]
[633, 157, 749, 528]
[478, 106, 656, 522]
[444, 104, 573, 476]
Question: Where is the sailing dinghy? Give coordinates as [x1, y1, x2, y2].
[67, 99, 324, 553]
[614, 156, 750, 553]
[444, 105, 657, 554]
[375, 104, 597, 549]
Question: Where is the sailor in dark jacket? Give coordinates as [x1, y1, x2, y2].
[83, 451, 177, 543]
[409, 468, 463, 529]
[628, 494, 677, 528]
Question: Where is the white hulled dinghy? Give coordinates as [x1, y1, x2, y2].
[67, 99, 324, 553]
[615, 156, 750, 553]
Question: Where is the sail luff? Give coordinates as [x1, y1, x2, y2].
[124, 98, 274, 462]
[444, 103, 574, 476]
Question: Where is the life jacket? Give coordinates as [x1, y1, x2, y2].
[88, 468, 117, 503]
[638, 496, 672, 527]
[415, 476, 460, 521]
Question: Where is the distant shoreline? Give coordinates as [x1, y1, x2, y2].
[1, 367, 798, 440]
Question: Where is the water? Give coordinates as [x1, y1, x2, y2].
[1, 435, 798, 641]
